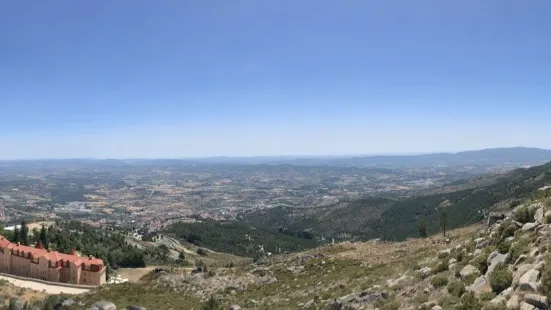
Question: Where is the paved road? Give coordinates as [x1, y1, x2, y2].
[0, 275, 89, 294]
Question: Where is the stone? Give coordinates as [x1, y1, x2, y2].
[514, 255, 528, 266]
[520, 301, 537, 310]
[386, 275, 412, 289]
[507, 294, 521, 309]
[535, 207, 545, 223]
[519, 269, 541, 293]
[431, 306, 442, 310]
[448, 258, 457, 265]
[476, 240, 490, 249]
[486, 252, 509, 276]
[500, 287, 514, 299]
[127, 307, 146, 310]
[229, 306, 242, 310]
[418, 267, 432, 279]
[523, 294, 549, 310]
[523, 222, 539, 232]
[467, 276, 492, 295]
[90, 301, 116, 310]
[489, 295, 507, 305]
[460, 264, 480, 280]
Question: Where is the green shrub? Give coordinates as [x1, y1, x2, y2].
[496, 240, 511, 254]
[433, 261, 449, 274]
[430, 275, 448, 288]
[197, 248, 208, 256]
[457, 292, 482, 310]
[509, 236, 530, 262]
[546, 213, 551, 224]
[489, 263, 512, 294]
[201, 296, 221, 310]
[455, 250, 465, 262]
[438, 251, 450, 260]
[541, 255, 551, 298]
[471, 251, 490, 274]
[447, 281, 466, 298]
[514, 206, 535, 224]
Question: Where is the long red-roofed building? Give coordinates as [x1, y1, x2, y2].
[0, 236, 106, 286]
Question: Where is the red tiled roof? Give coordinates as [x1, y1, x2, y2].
[0, 235, 104, 267]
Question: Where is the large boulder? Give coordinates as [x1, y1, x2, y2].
[417, 267, 432, 279]
[523, 294, 549, 310]
[467, 276, 492, 295]
[535, 207, 545, 223]
[460, 264, 481, 280]
[486, 251, 509, 276]
[89, 301, 116, 310]
[519, 269, 541, 293]
[507, 294, 522, 309]
[520, 302, 537, 310]
[523, 222, 539, 232]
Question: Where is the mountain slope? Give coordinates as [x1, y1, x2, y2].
[245, 161, 551, 241]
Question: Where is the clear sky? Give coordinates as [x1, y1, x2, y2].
[1, 1, 550, 159]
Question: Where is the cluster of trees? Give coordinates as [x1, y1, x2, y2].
[4, 220, 50, 248]
[164, 220, 319, 257]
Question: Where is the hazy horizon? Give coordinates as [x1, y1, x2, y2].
[2, 1, 551, 159]
[0, 146, 550, 161]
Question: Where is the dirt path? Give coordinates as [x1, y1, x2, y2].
[0, 275, 89, 295]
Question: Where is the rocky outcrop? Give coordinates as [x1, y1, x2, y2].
[459, 264, 480, 280]
[88, 301, 116, 310]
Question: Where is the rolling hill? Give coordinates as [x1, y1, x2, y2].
[244, 161, 551, 241]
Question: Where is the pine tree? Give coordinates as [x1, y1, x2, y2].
[440, 210, 448, 237]
[418, 218, 428, 238]
[20, 220, 29, 245]
[39, 224, 49, 249]
[12, 227, 20, 243]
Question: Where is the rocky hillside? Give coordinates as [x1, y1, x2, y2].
[27, 196, 551, 310]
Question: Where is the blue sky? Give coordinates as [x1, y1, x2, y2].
[1, 1, 550, 159]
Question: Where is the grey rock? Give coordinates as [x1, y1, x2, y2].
[418, 267, 432, 279]
[476, 240, 490, 249]
[520, 301, 537, 310]
[523, 294, 549, 310]
[467, 276, 492, 295]
[460, 264, 480, 280]
[386, 275, 412, 289]
[127, 307, 146, 310]
[523, 222, 539, 232]
[515, 255, 528, 266]
[229, 306, 242, 310]
[431, 306, 442, 310]
[489, 295, 507, 305]
[507, 294, 521, 309]
[519, 269, 541, 293]
[90, 301, 116, 310]
[486, 252, 509, 276]
[535, 207, 545, 223]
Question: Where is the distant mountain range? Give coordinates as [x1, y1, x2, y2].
[1, 147, 551, 169]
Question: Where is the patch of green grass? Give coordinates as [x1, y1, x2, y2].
[489, 263, 512, 294]
[430, 275, 448, 288]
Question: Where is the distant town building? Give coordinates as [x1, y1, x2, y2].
[0, 236, 106, 286]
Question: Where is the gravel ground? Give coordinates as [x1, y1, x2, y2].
[0, 275, 89, 295]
